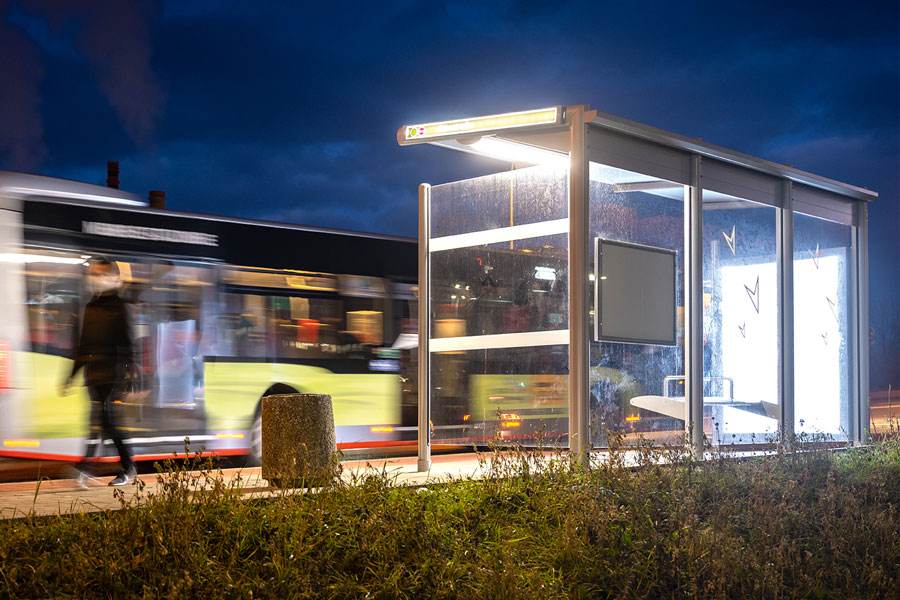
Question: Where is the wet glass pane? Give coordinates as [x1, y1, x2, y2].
[431, 165, 568, 238]
[431, 235, 568, 337]
[702, 192, 779, 444]
[430, 345, 569, 446]
[428, 163, 569, 447]
[588, 163, 686, 448]
[793, 213, 851, 440]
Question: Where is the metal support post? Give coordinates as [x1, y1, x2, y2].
[685, 155, 704, 457]
[856, 202, 870, 444]
[417, 183, 432, 472]
[568, 105, 590, 467]
[778, 181, 794, 443]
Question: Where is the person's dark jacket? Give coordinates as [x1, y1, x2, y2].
[69, 292, 133, 387]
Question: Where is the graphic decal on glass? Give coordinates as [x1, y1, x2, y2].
[826, 296, 839, 322]
[723, 225, 736, 256]
[809, 243, 820, 269]
[821, 332, 828, 346]
[744, 275, 760, 314]
[720, 263, 777, 437]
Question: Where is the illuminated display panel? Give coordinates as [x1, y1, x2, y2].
[794, 255, 845, 435]
[701, 194, 779, 444]
[718, 262, 778, 435]
[401, 107, 560, 143]
[793, 212, 852, 440]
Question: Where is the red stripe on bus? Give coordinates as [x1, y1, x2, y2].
[1, 440, 422, 462]
[337, 440, 417, 450]
[0, 448, 250, 462]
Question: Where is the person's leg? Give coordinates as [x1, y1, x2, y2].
[99, 389, 134, 474]
[75, 388, 105, 475]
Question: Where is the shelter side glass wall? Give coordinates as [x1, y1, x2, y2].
[430, 234, 568, 338]
[702, 193, 779, 445]
[430, 345, 569, 444]
[429, 165, 569, 445]
[793, 213, 851, 440]
[588, 162, 686, 448]
[430, 165, 568, 237]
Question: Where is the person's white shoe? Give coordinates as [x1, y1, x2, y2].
[108, 467, 137, 487]
[73, 468, 93, 490]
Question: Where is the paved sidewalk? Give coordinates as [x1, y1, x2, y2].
[0, 452, 494, 520]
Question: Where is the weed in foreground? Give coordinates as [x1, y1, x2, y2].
[0, 434, 898, 598]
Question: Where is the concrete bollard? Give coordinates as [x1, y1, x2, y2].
[261, 393, 338, 488]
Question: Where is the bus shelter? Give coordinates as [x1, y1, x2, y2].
[398, 105, 874, 469]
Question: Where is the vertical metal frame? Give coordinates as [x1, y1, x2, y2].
[855, 203, 870, 443]
[685, 155, 704, 456]
[849, 219, 860, 444]
[568, 105, 591, 467]
[417, 183, 432, 471]
[777, 181, 795, 442]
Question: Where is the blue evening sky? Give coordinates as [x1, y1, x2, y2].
[1, 0, 897, 311]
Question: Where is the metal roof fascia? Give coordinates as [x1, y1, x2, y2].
[587, 111, 877, 203]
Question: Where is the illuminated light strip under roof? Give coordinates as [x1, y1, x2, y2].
[430, 218, 568, 252]
[401, 107, 561, 143]
[430, 329, 569, 353]
[465, 137, 569, 167]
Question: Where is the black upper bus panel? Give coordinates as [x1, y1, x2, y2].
[23, 200, 417, 281]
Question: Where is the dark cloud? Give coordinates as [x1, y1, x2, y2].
[10, 0, 165, 149]
[0, 0, 45, 170]
[74, 0, 165, 147]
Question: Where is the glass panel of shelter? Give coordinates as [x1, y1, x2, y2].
[793, 213, 852, 441]
[429, 165, 570, 446]
[429, 235, 569, 338]
[430, 164, 568, 237]
[587, 162, 687, 448]
[701, 191, 780, 445]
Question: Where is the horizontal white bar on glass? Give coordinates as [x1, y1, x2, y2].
[430, 329, 569, 352]
[430, 218, 568, 252]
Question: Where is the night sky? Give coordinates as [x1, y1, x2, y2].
[1, 1, 897, 313]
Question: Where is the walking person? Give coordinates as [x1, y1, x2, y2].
[61, 257, 137, 487]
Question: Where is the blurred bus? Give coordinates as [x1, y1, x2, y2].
[0, 172, 418, 463]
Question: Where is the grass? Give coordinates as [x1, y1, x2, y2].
[1, 433, 899, 599]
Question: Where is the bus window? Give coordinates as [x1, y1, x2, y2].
[267, 295, 364, 359]
[345, 305, 384, 345]
[339, 275, 387, 352]
[22, 250, 84, 358]
[222, 267, 392, 361]
[222, 267, 337, 293]
[220, 293, 267, 358]
[122, 260, 216, 407]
